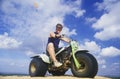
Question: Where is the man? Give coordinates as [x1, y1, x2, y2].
[47, 23, 70, 67]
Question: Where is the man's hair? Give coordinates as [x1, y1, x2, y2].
[56, 23, 63, 29]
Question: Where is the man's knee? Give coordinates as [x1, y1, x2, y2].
[47, 43, 54, 50]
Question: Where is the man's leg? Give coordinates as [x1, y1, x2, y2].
[47, 43, 62, 67]
[47, 43, 57, 62]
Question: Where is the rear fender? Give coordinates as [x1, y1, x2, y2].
[31, 54, 51, 64]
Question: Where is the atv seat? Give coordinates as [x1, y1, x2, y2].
[55, 47, 62, 53]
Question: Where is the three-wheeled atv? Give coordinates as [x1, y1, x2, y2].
[29, 38, 98, 78]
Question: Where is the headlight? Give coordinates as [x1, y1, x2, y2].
[70, 41, 79, 51]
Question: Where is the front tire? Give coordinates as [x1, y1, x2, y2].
[71, 52, 98, 78]
[29, 58, 48, 77]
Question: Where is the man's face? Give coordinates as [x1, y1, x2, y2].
[56, 27, 62, 33]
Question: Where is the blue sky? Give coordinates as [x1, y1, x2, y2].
[0, 0, 120, 77]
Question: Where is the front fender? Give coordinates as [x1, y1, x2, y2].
[70, 50, 89, 60]
[75, 50, 89, 54]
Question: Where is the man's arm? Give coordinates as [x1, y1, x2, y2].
[60, 37, 70, 43]
[50, 32, 56, 38]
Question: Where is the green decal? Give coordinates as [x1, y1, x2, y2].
[71, 41, 80, 69]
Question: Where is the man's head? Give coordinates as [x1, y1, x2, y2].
[56, 23, 63, 33]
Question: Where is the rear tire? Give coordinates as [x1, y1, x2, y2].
[71, 52, 98, 78]
[29, 58, 48, 77]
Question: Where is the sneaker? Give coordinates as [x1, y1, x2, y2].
[54, 61, 62, 67]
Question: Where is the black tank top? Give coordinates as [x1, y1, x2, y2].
[47, 32, 60, 49]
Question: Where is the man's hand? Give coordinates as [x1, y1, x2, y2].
[55, 34, 61, 38]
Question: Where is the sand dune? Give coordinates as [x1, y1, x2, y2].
[0, 76, 111, 79]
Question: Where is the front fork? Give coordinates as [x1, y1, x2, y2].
[72, 49, 81, 69]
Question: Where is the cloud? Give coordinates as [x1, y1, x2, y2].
[100, 46, 120, 57]
[98, 62, 120, 76]
[0, 32, 22, 49]
[0, 57, 29, 73]
[62, 27, 77, 36]
[110, 62, 120, 71]
[106, 62, 120, 76]
[97, 57, 106, 64]
[79, 39, 120, 58]
[63, 0, 86, 18]
[0, 0, 85, 52]
[25, 50, 35, 56]
[85, 17, 97, 23]
[102, 65, 106, 69]
[92, 0, 120, 40]
[79, 40, 101, 54]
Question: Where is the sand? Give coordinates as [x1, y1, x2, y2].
[0, 76, 111, 79]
